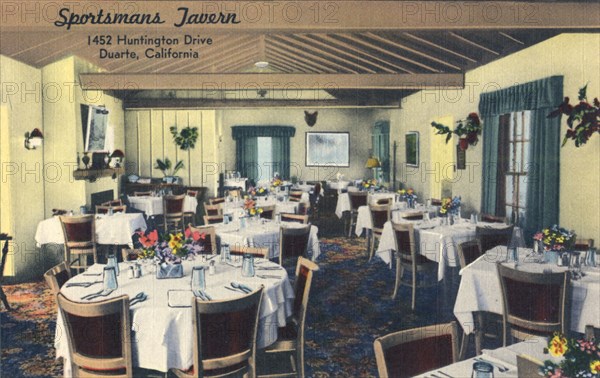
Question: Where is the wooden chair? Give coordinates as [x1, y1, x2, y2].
[209, 197, 226, 205]
[347, 192, 368, 237]
[95, 205, 127, 214]
[373, 321, 459, 378]
[230, 245, 269, 259]
[133, 191, 152, 196]
[574, 238, 594, 251]
[481, 213, 507, 223]
[170, 287, 264, 378]
[121, 248, 142, 262]
[585, 325, 600, 340]
[288, 191, 303, 203]
[203, 215, 224, 225]
[0, 233, 12, 310]
[44, 262, 72, 295]
[184, 190, 199, 227]
[457, 240, 483, 269]
[204, 204, 222, 217]
[401, 211, 424, 221]
[257, 257, 319, 378]
[391, 222, 438, 310]
[59, 215, 97, 275]
[430, 198, 443, 206]
[278, 225, 312, 266]
[102, 199, 123, 207]
[476, 225, 514, 254]
[280, 213, 309, 224]
[163, 194, 186, 233]
[260, 205, 276, 220]
[368, 203, 391, 261]
[497, 263, 570, 345]
[57, 293, 134, 378]
[188, 225, 217, 255]
[376, 198, 391, 205]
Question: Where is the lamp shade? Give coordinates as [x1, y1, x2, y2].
[365, 157, 381, 168]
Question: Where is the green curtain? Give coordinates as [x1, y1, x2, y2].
[479, 76, 563, 237]
[232, 126, 295, 181]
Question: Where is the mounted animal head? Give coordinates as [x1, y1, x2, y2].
[304, 111, 318, 127]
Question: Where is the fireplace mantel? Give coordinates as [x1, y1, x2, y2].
[73, 167, 124, 181]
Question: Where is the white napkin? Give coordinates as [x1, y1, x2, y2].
[167, 290, 193, 308]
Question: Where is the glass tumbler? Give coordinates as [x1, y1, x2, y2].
[471, 362, 494, 378]
[103, 266, 118, 291]
[191, 266, 206, 292]
[107, 254, 119, 276]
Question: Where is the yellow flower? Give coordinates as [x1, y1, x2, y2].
[249, 208, 256, 215]
[258, 188, 265, 193]
[548, 334, 568, 357]
[590, 360, 600, 374]
[258, 208, 264, 213]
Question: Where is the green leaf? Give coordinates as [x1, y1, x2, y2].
[561, 135, 569, 147]
[172, 160, 185, 175]
[578, 84, 588, 101]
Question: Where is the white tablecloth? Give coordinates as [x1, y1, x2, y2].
[224, 177, 248, 188]
[222, 199, 301, 216]
[454, 246, 600, 335]
[335, 192, 398, 218]
[55, 259, 294, 375]
[354, 203, 439, 237]
[213, 220, 321, 261]
[375, 219, 509, 281]
[415, 337, 558, 377]
[127, 195, 198, 216]
[35, 213, 146, 247]
[327, 180, 350, 191]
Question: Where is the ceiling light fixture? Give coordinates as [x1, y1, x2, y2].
[254, 61, 269, 69]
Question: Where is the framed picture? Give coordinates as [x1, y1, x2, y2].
[81, 104, 109, 152]
[305, 132, 350, 167]
[405, 132, 419, 167]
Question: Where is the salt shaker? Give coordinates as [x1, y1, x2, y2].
[128, 266, 135, 279]
[134, 263, 142, 278]
[209, 261, 216, 275]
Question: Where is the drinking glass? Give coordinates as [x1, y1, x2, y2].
[423, 212, 430, 223]
[220, 243, 231, 263]
[191, 266, 206, 292]
[242, 254, 255, 277]
[103, 266, 118, 291]
[107, 254, 119, 276]
[472, 362, 494, 378]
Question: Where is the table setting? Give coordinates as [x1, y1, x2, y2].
[55, 250, 294, 375]
[212, 215, 321, 261]
[127, 194, 197, 216]
[375, 216, 512, 281]
[35, 212, 147, 247]
[455, 245, 600, 336]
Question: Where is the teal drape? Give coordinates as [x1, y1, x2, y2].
[479, 76, 563, 238]
[232, 126, 295, 181]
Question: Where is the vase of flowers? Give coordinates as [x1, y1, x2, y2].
[243, 198, 263, 219]
[135, 227, 206, 279]
[440, 196, 462, 224]
[398, 188, 417, 208]
[361, 179, 378, 191]
[533, 225, 576, 264]
[541, 333, 600, 378]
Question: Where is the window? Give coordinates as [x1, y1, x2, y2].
[498, 111, 531, 226]
[256, 137, 273, 181]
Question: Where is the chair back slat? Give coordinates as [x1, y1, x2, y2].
[260, 205, 276, 220]
[62, 219, 94, 243]
[457, 240, 482, 269]
[349, 192, 368, 210]
[133, 191, 152, 196]
[210, 197, 226, 205]
[280, 213, 308, 224]
[402, 212, 423, 221]
[204, 204, 222, 216]
[369, 204, 390, 230]
[164, 195, 185, 214]
[374, 322, 458, 378]
[279, 226, 311, 265]
[188, 226, 217, 254]
[476, 226, 513, 254]
[392, 222, 415, 259]
[203, 215, 223, 225]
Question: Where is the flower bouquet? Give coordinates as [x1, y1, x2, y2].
[248, 186, 268, 197]
[361, 179, 378, 191]
[440, 196, 461, 216]
[135, 227, 206, 278]
[533, 225, 576, 252]
[431, 112, 482, 150]
[541, 333, 600, 378]
[243, 198, 263, 217]
[547, 84, 599, 147]
[398, 188, 417, 207]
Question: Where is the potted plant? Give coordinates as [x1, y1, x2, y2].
[547, 84, 599, 147]
[171, 126, 199, 182]
[154, 157, 184, 183]
[431, 112, 482, 150]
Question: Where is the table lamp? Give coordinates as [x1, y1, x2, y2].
[365, 156, 381, 180]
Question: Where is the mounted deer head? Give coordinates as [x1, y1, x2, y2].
[304, 111, 318, 127]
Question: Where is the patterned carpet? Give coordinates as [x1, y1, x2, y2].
[1, 236, 454, 377]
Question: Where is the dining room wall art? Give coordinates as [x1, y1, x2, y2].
[305, 132, 350, 167]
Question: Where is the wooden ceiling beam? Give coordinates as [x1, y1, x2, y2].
[363, 32, 461, 71]
[498, 32, 525, 45]
[123, 98, 400, 109]
[341, 34, 420, 73]
[268, 38, 350, 73]
[3, 2, 599, 32]
[273, 35, 361, 73]
[402, 32, 478, 63]
[267, 44, 337, 73]
[449, 32, 500, 55]
[80, 73, 465, 90]
[266, 54, 317, 73]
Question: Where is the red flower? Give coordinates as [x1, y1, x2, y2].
[184, 227, 205, 242]
[138, 229, 158, 248]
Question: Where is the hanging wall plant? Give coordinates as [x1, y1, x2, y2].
[547, 84, 599, 147]
[170, 126, 198, 150]
[431, 112, 482, 150]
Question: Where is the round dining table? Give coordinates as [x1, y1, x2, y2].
[55, 258, 294, 376]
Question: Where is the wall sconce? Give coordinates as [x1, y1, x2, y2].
[24, 128, 43, 150]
